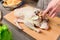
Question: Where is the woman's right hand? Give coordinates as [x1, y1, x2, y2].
[43, 0, 60, 18]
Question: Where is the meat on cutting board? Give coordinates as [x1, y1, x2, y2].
[14, 6, 49, 33]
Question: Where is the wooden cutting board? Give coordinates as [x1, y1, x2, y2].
[4, 5, 60, 40]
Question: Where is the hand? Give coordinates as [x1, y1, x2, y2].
[43, 0, 60, 18]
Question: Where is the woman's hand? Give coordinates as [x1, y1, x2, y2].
[43, 0, 60, 18]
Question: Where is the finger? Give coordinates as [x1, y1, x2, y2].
[49, 6, 57, 16]
[42, 6, 52, 16]
[51, 12, 56, 18]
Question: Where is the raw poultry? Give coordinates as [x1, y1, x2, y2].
[14, 6, 49, 33]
